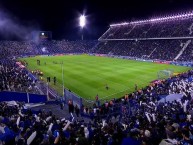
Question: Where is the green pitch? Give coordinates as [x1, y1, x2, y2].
[20, 55, 191, 101]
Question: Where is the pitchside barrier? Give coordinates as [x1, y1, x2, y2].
[170, 61, 193, 67]
[64, 89, 82, 108]
[89, 53, 193, 67]
[0, 91, 47, 103]
[82, 98, 95, 107]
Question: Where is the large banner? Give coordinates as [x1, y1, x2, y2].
[0, 91, 47, 103]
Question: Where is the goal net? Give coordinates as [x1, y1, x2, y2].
[157, 69, 174, 79]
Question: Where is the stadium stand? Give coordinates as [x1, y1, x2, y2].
[96, 12, 193, 62]
[0, 40, 97, 58]
[100, 13, 193, 39]
[36, 40, 97, 54]
[178, 40, 193, 61]
[94, 40, 192, 61]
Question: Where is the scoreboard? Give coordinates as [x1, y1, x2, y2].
[39, 31, 52, 41]
[31, 31, 52, 41]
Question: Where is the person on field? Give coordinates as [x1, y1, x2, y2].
[53, 77, 56, 85]
[95, 94, 99, 101]
[47, 77, 51, 82]
[37, 59, 40, 65]
[105, 84, 109, 90]
[95, 94, 100, 107]
[135, 84, 138, 91]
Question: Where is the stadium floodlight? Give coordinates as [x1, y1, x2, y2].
[79, 15, 86, 28]
[79, 15, 86, 40]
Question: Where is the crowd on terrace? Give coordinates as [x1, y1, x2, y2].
[94, 40, 193, 61]
[0, 59, 39, 94]
[0, 40, 97, 58]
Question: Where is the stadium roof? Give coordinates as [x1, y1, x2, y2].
[110, 11, 193, 27]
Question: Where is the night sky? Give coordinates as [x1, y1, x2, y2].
[0, 0, 193, 40]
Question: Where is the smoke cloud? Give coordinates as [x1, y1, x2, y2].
[0, 11, 40, 41]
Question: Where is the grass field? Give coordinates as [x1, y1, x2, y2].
[20, 55, 191, 101]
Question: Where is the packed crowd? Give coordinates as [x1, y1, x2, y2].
[95, 40, 192, 61]
[0, 70, 193, 145]
[0, 59, 39, 94]
[0, 38, 191, 62]
[0, 40, 97, 58]
[0, 41, 40, 58]
[51, 40, 97, 54]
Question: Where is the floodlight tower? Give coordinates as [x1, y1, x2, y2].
[79, 15, 86, 40]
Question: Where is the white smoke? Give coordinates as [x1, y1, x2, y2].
[0, 10, 40, 40]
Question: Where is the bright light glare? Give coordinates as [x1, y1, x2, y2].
[41, 32, 44, 36]
[79, 15, 86, 28]
[110, 11, 193, 27]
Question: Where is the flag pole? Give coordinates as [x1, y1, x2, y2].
[62, 61, 65, 99]
[47, 82, 49, 101]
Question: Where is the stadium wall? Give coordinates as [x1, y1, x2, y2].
[89, 53, 193, 67]
[170, 62, 193, 67]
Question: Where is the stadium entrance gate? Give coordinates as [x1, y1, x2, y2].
[64, 89, 82, 108]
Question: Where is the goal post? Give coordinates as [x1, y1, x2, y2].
[157, 69, 174, 79]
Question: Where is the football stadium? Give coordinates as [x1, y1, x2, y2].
[1, 0, 193, 145]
